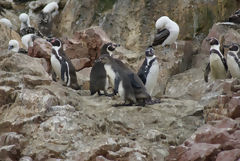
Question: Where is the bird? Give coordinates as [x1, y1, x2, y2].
[21, 34, 35, 49]
[90, 42, 120, 96]
[138, 46, 159, 96]
[38, 2, 59, 36]
[226, 43, 240, 79]
[47, 38, 80, 90]
[97, 54, 150, 106]
[8, 40, 28, 54]
[229, 9, 240, 24]
[19, 13, 43, 37]
[204, 37, 228, 82]
[0, 18, 12, 29]
[152, 16, 179, 48]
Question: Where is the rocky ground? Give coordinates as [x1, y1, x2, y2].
[0, 0, 240, 161]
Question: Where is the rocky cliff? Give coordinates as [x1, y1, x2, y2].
[0, 0, 240, 161]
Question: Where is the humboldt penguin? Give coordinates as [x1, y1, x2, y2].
[97, 54, 150, 106]
[8, 40, 27, 54]
[47, 38, 80, 90]
[138, 46, 159, 96]
[204, 37, 228, 82]
[90, 42, 119, 96]
[226, 43, 240, 78]
[152, 16, 179, 48]
[39, 2, 59, 36]
[19, 13, 43, 37]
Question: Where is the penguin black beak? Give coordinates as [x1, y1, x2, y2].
[113, 43, 120, 48]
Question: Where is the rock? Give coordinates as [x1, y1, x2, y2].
[28, 38, 52, 73]
[0, 24, 22, 50]
[63, 26, 111, 68]
[76, 67, 91, 90]
[166, 118, 240, 161]
[216, 149, 240, 161]
[71, 58, 91, 71]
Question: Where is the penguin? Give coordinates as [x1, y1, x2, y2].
[138, 46, 159, 96]
[90, 42, 119, 96]
[152, 16, 179, 48]
[19, 13, 43, 37]
[0, 18, 12, 29]
[226, 43, 240, 79]
[229, 9, 240, 24]
[97, 54, 150, 106]
[38, 2, 59, 36]
[204, 37, 228, 82]
[47, 38, 80, 90]
[8, 40, 27, 54]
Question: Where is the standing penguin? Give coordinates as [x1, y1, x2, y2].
[47, 38, 80, 90]
[97, 54, 150, 106]
[90, 42, 119, 96]
[204, 37, 228, 82]
[226, 43, 240, 78]
[152, 16, 179, 48]
[138, 46, 159, 96]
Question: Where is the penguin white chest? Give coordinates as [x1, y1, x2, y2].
[227, 54, 240, 78]
[210, 53, 226, 79]
[145, 60, 159, 96]
[104, 64, 116, 87]
[51, 54, 61, 78]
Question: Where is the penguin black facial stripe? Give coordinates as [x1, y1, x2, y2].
[210, 49, 228, 71]
[229, 52, 240, 69]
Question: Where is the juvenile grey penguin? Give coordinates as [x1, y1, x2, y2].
[204, 37, 228, 82]
[97, 54, 150, 106]
[8, 40, 27, 54]
[138, 46, 159, 96]
[226, 43, 240, 79]
[90, 42, 119, 96]
[47, 38, 80, 90]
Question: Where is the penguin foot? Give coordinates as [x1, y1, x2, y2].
[104, 93, 115, 97]
[145, 98, 161, 105]
[113, 103, 133, 107]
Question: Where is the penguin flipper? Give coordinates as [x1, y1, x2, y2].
[60, 61, 67, 81]
[137, 59, 147, 84]
[204, 63, 210, 82]
[152, 28, 170, 46]
[128, 73, 142, 89]
[114, 73, 121, 94]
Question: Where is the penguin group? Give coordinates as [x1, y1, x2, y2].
[89, 16, 179, 106]
[2, 2, 80, 90]
[204, 37, 240, 82]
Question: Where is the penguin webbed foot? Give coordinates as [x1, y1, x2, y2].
[113, 102, 133, 107]
[145, 98, 161, 105]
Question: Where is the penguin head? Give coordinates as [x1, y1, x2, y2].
[8, 40, 19, 52]
[101, 42, 120, 56]
[47, 37, 62, 48]
[229, 43, 239, 52]
[206, 37, 219, 46]
[145, 46, 155, 57]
